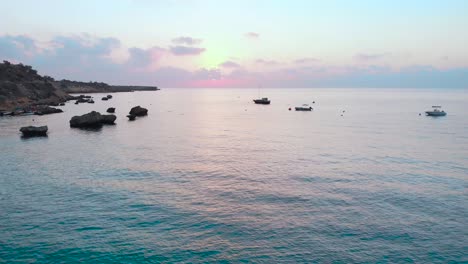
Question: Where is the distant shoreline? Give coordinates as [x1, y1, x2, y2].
[66, 85, 159, 94]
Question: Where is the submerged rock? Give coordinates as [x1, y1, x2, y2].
[129, 106, 148, 116]
[34, 106, 63, 115]
[20, 126, 48, 137]
[76, 98, 88, 103]
[106, 107, 115, 113]
[69, 111, 116, 128]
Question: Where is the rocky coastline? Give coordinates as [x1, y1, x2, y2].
[0, 61, 159, 113]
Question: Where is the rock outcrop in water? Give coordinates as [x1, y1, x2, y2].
[19, 126, 48, 137]
[69, 111, 116, 128]
[129, 106, 148, 116]
[106, 107, 115, 113]
[34, 106, 63, 115]
[100, 114, 117, 125]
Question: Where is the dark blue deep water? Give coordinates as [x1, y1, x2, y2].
[1, 88, 467, 263]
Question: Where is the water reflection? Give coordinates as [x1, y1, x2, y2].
[0, 88, 467, 262]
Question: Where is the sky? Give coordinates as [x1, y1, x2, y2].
[1, 0, 467, 88]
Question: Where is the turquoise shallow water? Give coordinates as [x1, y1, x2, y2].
[0, 88, 467, 263]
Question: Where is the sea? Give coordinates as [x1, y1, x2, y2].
[0, 88, 467, 263]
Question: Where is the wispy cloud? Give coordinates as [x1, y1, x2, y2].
[256, 59, 279, 66]
[354, 53, 389, 61]
[295, 57, 320, 64]
[219, 60, 241, 68]
[245, 32, 260, 39]
[171, 36, 202, 45]
[169, 45, 206, 56]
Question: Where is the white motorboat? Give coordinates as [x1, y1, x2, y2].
[425, 106, 446, 116]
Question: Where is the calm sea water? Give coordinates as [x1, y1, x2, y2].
[1, 88, 467, 263]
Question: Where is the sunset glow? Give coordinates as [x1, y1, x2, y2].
[1, 0, 467, 88]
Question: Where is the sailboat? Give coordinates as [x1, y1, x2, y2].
[253, 85, 270, 104]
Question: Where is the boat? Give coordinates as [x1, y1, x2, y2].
[253, 97, 271, 104]
[425, 106, 446, 116]
[102, 97, 108, 101]
[253, 85, 270, 104]
[295, 104, 313, 111]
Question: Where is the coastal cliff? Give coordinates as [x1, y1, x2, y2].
[0, 61, 68, 110]
[0, 61, 159, 111]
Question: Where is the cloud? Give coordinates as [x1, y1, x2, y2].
[0, 34, 166, 83]
[219, 60, 241, 68]
[169, 45, 206, 56]
[295, 57, 320, 64]
[0, 34, 47, 61]
[354, 53, 389, 61]
[1, 34, 467, 88]
[171, 36, 202, 45]
[245, 32, 260, 39]
[126, 46, 166, 69]
[256, 59, 279, 66]
[193, 68, 222, 80]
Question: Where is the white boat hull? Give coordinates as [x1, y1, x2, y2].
[425, 111, 446, 116]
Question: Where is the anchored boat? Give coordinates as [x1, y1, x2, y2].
[425, 106, 446, 116]
[295, 104, 313, 111]
[253, 97, 271, 105]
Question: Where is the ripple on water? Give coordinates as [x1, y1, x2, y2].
[1, 89, 467, 262]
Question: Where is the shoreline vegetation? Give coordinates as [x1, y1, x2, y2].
[0, 61, 159, 113]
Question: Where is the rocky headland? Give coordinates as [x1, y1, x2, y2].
[0, 61, 159, 112]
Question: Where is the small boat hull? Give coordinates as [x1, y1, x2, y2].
[253, 99, 270, 105]
[295, 107, 312, 111]
[425, 111, 446, 116]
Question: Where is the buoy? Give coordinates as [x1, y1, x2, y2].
[419, 113, 421, 116]
[313, 101, 315, 104]
[289, 108, 291, 111]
